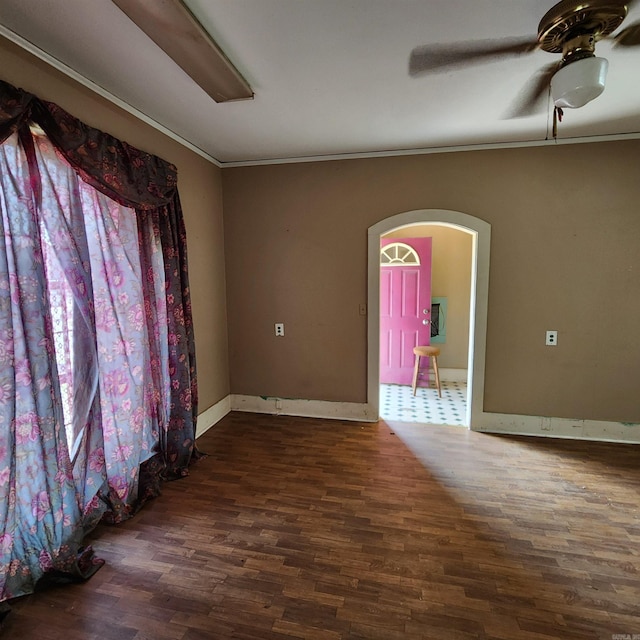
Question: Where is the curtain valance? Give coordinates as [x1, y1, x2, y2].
[0, 79, 177, 210]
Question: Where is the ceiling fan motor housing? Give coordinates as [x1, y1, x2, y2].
[537, 0, 628, 53]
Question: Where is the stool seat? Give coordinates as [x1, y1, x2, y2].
[413, 346, 440, 359]
[412, 345, 442, 397]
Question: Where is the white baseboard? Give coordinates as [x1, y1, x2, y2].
[230, 394, 377, 422]
[439, 368, 467, 382]
[475, 412, 640, 444]
[196, 395, 231, 438]
[197, 393, 640, 444]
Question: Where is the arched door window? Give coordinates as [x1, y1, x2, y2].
[380, 242, 420, 266]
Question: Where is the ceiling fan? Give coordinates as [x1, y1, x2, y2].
[409, 0, 640, 118]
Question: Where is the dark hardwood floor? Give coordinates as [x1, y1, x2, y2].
[3, 412, 640, 639]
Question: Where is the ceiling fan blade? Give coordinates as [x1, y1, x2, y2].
[503, 63, 558, 119]
[409, 37, 538, 76]
[612, 21, 640, 46]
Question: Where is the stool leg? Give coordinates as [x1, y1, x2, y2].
[412, 354, 420, 396]
[432, 355, 442, 398]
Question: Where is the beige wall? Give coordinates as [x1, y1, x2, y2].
[223, 145, 640, 423]
[1, 36, 230, 411]
[383, 225, 472, 370]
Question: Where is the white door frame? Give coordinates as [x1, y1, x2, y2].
[367, 210, 491, 429]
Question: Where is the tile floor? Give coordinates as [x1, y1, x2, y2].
[379, 381, 468, 426]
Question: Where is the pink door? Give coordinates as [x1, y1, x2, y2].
[380, 237, 432, 385]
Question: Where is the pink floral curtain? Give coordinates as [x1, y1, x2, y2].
[0, 79, 199, 605]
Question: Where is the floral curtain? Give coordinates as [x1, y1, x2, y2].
[0, 79, 198, 603]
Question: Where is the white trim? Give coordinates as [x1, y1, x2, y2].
[206, 396, 640, 443]
[475, 413, 640, 444]
[230, 395, 377, 422]
[4, 25, 639, 170]
[0, 25, 220, 167]
[220, 132, 640, 168]
[368, 211, 490, 430]
[196, 395, 231, 438]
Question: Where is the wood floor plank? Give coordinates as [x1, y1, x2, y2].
[2, 412, 640, 639]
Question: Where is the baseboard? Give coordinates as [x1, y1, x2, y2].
[196, 395, 231, 438]
[439, 368, 467, 382]
[230, 394, 377, 422]
[475, 412, 640, 444]
[198, 393, 640, 444]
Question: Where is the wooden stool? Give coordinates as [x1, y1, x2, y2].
[412, 346, 441, 397]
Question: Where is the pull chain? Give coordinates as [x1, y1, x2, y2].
[552, 107, 563, 140]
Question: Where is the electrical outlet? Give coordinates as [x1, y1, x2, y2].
[545, 330, 558, 346]
[275, 323, 284, 337]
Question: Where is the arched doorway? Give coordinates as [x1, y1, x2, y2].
[367, 210, 491, 430]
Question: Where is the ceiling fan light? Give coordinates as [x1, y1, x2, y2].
[550, 57, 608, 109]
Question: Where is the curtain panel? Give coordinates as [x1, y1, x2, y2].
[0, 79, 198, 474]
[0, 79, 198, 603]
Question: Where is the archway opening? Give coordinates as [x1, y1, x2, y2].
[367, 210, 491, 430]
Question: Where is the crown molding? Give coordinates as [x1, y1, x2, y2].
[0, 25, 221, 167]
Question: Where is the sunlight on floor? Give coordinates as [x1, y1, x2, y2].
[379, 382, 467, 426]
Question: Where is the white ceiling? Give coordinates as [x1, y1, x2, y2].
[1, 0, 640, 165]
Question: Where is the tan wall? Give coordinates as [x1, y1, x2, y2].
[223, 145, 640, 423]
[6, 34, 640, 423]
[0, 36, 230, 411]
[383, 225, 472, 370]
